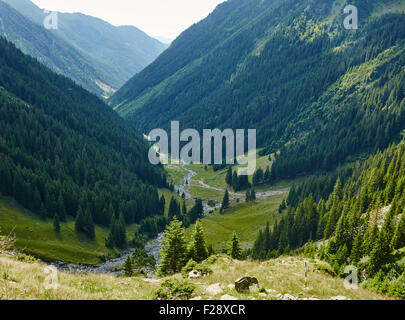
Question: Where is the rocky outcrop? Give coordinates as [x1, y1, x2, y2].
[235, 276, 259, 293]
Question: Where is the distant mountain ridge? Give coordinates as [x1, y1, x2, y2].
[110, 0, 405, 179]
[1, 0, 167, 98]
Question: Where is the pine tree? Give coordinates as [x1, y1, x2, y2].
[245, 190, 250, 202]
[225, 166, 233, 186]
[221, 190, 230, 213]
[391, 211, 405, 249]
[229, 231, 242, 260]
[189, 220, 208, 263]
[75, 206, 85, 234]
[84, 206, 95, 239]
[123, 255, 133, 277]
[53, 212, 60, 233]
[105, 214, 116, 248]
[251, 189, 256, 201]
[57, 193, 67, 222]
[39, 204, 47, 220]
[159, 217, 187, 275]
[232, 171, 239, 191]
[117, 212, 127, 247]
[264, 166, 271, 182]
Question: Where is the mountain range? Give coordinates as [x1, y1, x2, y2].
[111, 0, 405, 179]
[0, 0, 167, 98]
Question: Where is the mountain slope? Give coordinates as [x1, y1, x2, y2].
[1, 0, 167, 98]
[0, 36, 166, 236]
[0, 1, 110, 96]
[111, 0, 405, 177]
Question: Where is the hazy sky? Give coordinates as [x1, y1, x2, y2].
[31, 0, 227, 39]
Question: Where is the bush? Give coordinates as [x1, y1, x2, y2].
[153, 278, 195, 300]
[387, 276, 405, 299]
[181, 258, 213, 278]
[314, 262, 336, 277]
[16, 253, 40, 263]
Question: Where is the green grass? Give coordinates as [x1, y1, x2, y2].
[158, 188, 194, 213]
[0, 196, 119, 265]
[186, 192, 287, 250]
[164, 165, 188, 185]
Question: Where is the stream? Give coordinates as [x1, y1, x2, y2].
[50, 164, 214, 276]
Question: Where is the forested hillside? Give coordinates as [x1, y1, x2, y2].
[111, 0, 405, 179]
[252, 141, 405, 297]
[0, 37, 167, 237]
[1, 0, 167, 98]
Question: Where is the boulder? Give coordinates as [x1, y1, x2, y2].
[331, 296, 351, 300]
[220, 294, 239, 300]
[206, 283, 223, 295]
[235, 276, 259, 293]
[188, 270, 202, 279]
[282, 294, 297, 300]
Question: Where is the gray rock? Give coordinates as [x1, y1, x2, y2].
[221, 294, 239, 300]
[206, 283, 223, 295]
[331, 296, 351, 300]
[188, 270, 202, 279]
[282, 294, 297, 300]
[235, 276, 259, 293]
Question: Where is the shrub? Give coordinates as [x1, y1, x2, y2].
[153, 278, 195, 300]
[16, 253, 39, 263]
[314, 262, 336, 277]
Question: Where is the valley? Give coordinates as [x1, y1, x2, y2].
[0, 0, 404, 303]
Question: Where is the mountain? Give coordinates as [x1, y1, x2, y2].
[0, 36, 167, 235]
[111, 0, 405, 178]
[1, 0, 167, 98]
[252, 140, 405, 298]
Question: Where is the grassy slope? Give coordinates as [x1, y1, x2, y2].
[0, 196, 117, 264]
[0, 254, 390, 300]
[186, 192, 287, 251]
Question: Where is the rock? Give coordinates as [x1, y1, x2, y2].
[266, 289, 278, 295]
[331, 296, 351, 300]
[190, 296, 202, 300]
[282, 294, 297, 300]
[259, 293, 267, 297]
[227, 284, 235, 290]
[249, 284, 259, 293]
[235, 276, 259, 293]
[220, 294, 239, 300]
[188, 270, 202, 279]
[206, 283, 223, 295]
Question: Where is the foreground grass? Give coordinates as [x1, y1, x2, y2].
[0, 254, 391, 300]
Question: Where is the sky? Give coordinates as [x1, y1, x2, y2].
[31, 0, 227, 40]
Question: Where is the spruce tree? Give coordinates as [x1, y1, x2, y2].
[226, 166, 233, 186]
[53, 212, 60, 233]
[189, 220, 208, 263]
[105, 214, 116, 248]
[229, 231, 242, 260]
[84, 206, 95, 239]
[75, 206, 85, 234]
[124, 255, 133, 277]
[221, 190, 230, 213]
[245, 190, 250, 202]
[392, 211, 405, 249]
[158, 217, 187, 275]
[251, 189, 256, 201]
